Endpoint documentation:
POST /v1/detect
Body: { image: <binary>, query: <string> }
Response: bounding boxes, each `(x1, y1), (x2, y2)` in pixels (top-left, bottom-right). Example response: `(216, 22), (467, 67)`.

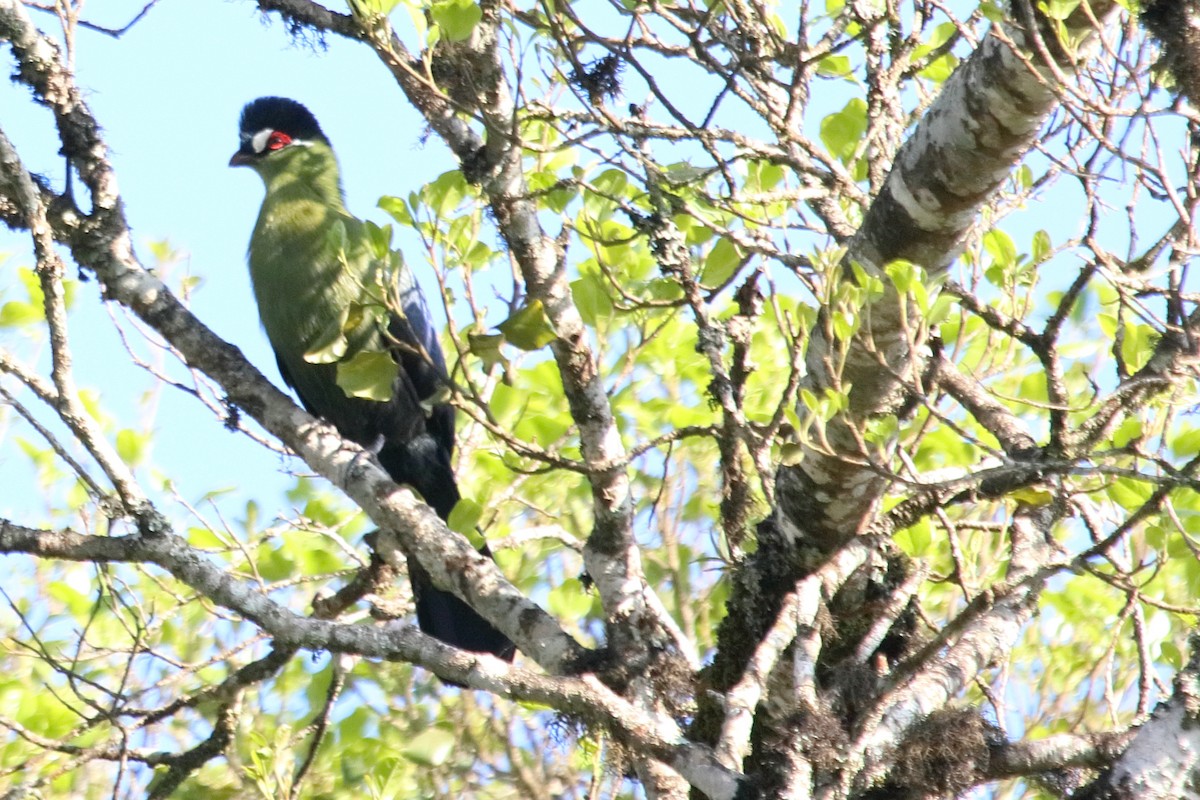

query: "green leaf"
(927, 294), (954, 327)
(48, 580), (92, 617)
(1011, 487), (1054, 506)
(1120, 323), (1157, 371)
(832, 308), (858, 340)
(816, 55), (852, 78)
(583, 168), (629, 222)
(1112, 416), (1142, 449)
(1161, 640), (1184, 670)
(779, 442), (805, 466)
(592, 168), (629, 199)
(187, 527), (226, 549)
(1031, 229), (1052, 262)
(662, 161), (707, 185)
(336, 351), (399, 401)
(646, 277), (684, 301)
(325, 219), (349, 256)
(547, 579), (595, 620)
(255, 540), (294, 582)
(1015, 164), (1033, 190)
(885, 259), (919, 294)
(529, 169), (577, 215)
(116, 429), (147, 466)
(1108, 476), (1151, 510)
(979, 1), (1005, 21)
(364, 220), (393, 260)
(701, 237), (742, 286)
(423, 170), (468, 215)
(303, 306), (352, 364)
(1038, 0), (1080, 20)
(983, 229), (1017, 266)
(571, 272), (613, 327)
(348, 0), (401, 17)
(447, 500), (486, 547)
(1172, 427), (1200, 458)
(746, 160), (785, 193)
(498, 300), (557, 350)
(895, 518), (933, 556)
(400, 726), (457, 766)
(0, 300), (40, 328)
(430, 0), (481, 41)
(819, 98), (867, 164)
(16, 266), (45, 306)
(0, 266), (51, 330)
(468, 331), (507, 369)
(918, 53), (957, 84)
(378, 195), (413, 226)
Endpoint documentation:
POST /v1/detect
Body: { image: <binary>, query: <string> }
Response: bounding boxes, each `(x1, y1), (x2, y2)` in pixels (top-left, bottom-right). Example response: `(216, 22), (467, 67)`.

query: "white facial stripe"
(250, 128), (273, 154)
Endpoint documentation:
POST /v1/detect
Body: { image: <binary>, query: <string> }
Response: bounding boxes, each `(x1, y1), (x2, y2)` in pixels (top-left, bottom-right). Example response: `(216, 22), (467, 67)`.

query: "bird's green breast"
(247, 188), (384, 425)
(248, 193), (345, 346)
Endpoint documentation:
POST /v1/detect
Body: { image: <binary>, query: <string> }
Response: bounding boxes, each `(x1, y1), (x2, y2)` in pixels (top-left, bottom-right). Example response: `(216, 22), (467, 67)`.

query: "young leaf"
(498, 300), (557, 350)
(400, 726), (457, 766)
(571, 273), (614, 327)
(701, 237), (742, 286)
(430, 0), (482, 42)
(363, 220), (393, 261)
(447, 498), (485, 541)
(819, 98), (867, 163)
(468, 332), (508, 370)
(378, 195), (413, 227)
(304, 306), (352, 364)
(336, 351), (399, 401)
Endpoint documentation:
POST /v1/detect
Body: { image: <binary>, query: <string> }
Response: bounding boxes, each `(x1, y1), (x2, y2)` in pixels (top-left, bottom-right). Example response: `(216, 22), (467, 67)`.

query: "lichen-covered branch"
(776, 0), (1120, 550)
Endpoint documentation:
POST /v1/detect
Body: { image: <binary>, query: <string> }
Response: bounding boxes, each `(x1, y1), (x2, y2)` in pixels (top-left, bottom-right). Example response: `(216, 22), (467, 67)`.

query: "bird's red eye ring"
(266, 131), (292, 151)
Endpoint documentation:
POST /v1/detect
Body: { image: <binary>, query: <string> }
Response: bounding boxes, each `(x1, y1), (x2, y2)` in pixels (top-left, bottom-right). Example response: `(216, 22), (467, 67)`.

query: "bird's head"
(229, 97), (331, 174)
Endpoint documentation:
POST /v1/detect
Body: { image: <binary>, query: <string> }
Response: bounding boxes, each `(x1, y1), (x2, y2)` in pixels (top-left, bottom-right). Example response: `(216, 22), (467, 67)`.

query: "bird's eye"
(267, 131), (292, 151)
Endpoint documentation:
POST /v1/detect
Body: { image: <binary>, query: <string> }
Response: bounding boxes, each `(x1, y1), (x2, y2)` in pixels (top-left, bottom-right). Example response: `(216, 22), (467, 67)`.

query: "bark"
(706, 0), (1126, 795)
(776, 0), (1120, 550)
(1142, 0), (1200, 105)
(1075, 685), (1200, 800)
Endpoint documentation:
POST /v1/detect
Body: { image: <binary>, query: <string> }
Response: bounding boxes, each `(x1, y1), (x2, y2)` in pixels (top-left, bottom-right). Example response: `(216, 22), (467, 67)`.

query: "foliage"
(1, 0), (1199, 797)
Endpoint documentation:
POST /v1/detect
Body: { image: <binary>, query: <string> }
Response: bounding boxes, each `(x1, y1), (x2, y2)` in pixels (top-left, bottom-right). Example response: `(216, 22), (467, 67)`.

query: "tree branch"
(0, 517), (747, 797)
(0, 0), (583, 675)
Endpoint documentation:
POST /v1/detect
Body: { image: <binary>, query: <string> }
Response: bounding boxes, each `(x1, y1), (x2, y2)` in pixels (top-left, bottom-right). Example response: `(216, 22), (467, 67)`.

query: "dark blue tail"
(379, 437), (515, 661)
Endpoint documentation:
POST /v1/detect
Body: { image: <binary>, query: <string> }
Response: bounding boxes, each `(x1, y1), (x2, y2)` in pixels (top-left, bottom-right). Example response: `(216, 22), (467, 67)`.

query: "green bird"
(230, 96), (514, 661)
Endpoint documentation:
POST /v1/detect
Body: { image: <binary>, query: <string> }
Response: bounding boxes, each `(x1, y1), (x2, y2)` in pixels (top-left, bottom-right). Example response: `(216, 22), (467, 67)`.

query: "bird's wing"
(382, 255), (457, 457)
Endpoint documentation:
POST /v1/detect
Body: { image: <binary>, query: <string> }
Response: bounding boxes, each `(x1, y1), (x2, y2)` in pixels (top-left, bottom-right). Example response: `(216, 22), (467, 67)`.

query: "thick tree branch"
(986, 731), (1131, 780)
(847, 499), (1065, 793)
(1141, 0), (1200, 106)
(0, 517), (746, 798)
(1074, 651), (1200, 800)
(775, 0), (1120, 550)
(714, 538), (876, 770)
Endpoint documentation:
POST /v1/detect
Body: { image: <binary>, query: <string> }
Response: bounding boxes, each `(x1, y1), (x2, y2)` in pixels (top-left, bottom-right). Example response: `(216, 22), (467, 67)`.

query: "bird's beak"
(229, 149), (254, 168)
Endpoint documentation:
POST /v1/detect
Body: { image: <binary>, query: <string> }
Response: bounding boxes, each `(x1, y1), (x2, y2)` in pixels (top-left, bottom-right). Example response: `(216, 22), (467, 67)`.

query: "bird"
(230, 96), (514, 662)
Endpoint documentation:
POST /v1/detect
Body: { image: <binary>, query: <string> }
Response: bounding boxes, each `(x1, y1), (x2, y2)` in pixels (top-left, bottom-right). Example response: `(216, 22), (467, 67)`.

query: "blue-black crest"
(238, 97), (329, 144)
